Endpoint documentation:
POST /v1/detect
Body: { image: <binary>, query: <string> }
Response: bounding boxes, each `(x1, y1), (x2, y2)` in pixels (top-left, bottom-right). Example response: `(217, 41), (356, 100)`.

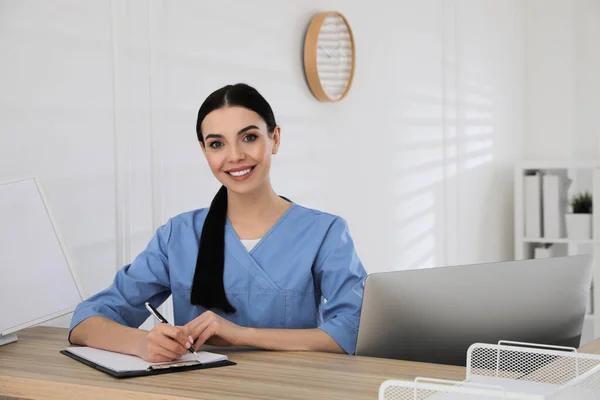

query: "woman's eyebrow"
(237, 125), (259, 135)
(204, 125), (260, 141)
(204, 133), (223, 140)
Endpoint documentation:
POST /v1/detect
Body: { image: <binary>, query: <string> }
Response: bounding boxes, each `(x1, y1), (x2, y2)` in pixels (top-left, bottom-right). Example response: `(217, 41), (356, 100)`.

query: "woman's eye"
(243, 134), (257, 143)
(209, 141), (223, 149)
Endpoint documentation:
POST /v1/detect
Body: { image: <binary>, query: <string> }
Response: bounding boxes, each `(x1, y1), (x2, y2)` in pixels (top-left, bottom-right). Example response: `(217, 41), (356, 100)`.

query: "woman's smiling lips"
(225, 165), (256, 181)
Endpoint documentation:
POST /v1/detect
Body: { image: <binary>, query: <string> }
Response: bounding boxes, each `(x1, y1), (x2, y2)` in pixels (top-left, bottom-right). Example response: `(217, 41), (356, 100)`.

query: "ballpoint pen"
(144, 301), (199, 357)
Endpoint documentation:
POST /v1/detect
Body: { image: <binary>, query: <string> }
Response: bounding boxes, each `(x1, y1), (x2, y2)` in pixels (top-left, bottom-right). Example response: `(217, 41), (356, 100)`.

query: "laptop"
(355, 254), (593, 366)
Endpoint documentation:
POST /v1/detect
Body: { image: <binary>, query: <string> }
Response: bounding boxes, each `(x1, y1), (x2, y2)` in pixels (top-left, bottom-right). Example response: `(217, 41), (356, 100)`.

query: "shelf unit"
(523, 238), (597, 244)
(514, 160), (600, 344)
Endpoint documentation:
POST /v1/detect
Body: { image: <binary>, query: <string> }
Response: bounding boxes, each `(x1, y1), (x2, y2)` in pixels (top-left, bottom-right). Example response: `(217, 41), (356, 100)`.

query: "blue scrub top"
(69, 203), (368, 354)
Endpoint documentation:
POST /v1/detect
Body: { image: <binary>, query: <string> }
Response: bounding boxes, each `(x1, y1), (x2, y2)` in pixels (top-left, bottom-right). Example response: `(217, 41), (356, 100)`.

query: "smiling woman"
(67, 83), (368, 363)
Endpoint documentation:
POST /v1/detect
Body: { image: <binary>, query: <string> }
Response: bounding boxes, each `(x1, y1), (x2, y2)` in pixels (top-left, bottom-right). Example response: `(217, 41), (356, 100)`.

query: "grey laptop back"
(355, 254), (593, 366)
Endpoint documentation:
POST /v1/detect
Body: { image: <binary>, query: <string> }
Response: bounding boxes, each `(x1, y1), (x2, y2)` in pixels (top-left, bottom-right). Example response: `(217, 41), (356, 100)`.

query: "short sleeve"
(68, 220), (174, 342)
(313, 217), (367, 354)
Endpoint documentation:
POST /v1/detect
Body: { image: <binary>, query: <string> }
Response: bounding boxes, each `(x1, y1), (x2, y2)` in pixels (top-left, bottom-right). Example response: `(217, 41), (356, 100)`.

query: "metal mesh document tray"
(379, 341), (600, 400)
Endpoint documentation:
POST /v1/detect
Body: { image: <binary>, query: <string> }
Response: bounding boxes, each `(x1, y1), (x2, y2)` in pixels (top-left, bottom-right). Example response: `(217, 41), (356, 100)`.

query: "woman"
(69, 83), (367, 362)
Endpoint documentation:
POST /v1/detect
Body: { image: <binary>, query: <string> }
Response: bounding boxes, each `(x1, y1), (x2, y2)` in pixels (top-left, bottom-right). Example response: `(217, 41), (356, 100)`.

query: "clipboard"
(60, 346), (236, 379)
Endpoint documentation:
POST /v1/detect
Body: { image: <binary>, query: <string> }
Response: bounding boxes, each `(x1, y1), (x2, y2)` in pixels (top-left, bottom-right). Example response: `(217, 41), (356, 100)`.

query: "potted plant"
(565, 191), (593, 240)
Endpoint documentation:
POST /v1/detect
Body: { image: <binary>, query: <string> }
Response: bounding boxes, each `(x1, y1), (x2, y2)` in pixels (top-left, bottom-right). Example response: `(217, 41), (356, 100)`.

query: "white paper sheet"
(64, 346), (228, 372)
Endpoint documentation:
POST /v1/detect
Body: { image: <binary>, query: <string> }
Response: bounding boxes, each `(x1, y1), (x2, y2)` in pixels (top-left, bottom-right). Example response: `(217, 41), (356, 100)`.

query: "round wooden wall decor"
(303, 11), (356, 102)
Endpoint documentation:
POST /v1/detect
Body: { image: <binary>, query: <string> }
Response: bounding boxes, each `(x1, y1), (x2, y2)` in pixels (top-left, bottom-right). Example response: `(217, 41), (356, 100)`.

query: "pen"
(144, 301), (198, 357)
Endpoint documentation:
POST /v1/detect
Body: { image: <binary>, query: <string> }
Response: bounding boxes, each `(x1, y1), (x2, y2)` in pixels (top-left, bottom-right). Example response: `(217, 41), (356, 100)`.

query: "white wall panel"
(0, 1), (117, 297)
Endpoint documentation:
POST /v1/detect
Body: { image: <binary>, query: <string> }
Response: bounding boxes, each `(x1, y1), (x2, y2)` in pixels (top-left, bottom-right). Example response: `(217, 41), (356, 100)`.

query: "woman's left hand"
(185, 311), (246, 349)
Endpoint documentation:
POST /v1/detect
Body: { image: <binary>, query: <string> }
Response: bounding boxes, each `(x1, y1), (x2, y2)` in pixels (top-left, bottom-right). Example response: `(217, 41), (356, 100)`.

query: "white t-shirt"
(240, 238), (261, 252)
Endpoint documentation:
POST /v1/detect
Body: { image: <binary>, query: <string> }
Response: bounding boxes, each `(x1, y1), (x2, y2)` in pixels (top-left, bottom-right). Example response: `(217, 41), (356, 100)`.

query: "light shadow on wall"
(393, 76), (495, 271)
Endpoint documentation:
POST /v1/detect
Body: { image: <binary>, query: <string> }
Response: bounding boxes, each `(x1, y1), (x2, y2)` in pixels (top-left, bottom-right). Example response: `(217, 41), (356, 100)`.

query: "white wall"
(0, 0), (524, 326)
(523, 0), (600, 160)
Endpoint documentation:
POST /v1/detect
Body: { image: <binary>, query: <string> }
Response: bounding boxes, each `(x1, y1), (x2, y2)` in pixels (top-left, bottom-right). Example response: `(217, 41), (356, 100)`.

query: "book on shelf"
(524, 173), (542, 238)
(542, 172), (571, 239)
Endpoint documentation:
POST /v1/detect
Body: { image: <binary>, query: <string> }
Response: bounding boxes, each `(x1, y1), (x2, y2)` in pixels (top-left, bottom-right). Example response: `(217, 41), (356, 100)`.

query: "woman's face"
(200, 106), (280, 195)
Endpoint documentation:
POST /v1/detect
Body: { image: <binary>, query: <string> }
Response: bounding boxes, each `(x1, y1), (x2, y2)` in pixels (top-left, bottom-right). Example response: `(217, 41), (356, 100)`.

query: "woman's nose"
(227, 144), (244, 163)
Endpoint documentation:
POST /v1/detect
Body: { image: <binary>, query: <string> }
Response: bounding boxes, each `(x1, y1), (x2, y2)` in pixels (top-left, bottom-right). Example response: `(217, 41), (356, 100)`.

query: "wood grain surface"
(0, 327), (467, 400)
(3, 327), (600, 399)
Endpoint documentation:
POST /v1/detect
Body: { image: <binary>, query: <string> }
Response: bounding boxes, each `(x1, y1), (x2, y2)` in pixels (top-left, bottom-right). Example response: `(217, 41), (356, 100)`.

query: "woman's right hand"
(138, 323), (194, 362)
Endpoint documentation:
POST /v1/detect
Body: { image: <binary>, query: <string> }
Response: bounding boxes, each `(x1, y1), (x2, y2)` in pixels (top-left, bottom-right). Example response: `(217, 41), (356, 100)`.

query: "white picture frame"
(0, 177), (85, 342)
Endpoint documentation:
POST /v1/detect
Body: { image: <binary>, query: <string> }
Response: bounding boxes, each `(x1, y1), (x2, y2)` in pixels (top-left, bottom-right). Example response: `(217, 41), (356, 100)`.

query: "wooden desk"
(0, 328), (599, 400)
(0, 327), (461, 400)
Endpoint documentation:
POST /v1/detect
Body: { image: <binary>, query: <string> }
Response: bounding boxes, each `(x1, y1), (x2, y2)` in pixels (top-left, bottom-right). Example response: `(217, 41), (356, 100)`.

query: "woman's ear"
(271, 126), (281, 155)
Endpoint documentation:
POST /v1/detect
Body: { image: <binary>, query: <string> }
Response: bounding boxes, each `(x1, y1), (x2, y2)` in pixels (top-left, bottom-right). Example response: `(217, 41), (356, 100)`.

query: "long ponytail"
(190, 185), (236, 313)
